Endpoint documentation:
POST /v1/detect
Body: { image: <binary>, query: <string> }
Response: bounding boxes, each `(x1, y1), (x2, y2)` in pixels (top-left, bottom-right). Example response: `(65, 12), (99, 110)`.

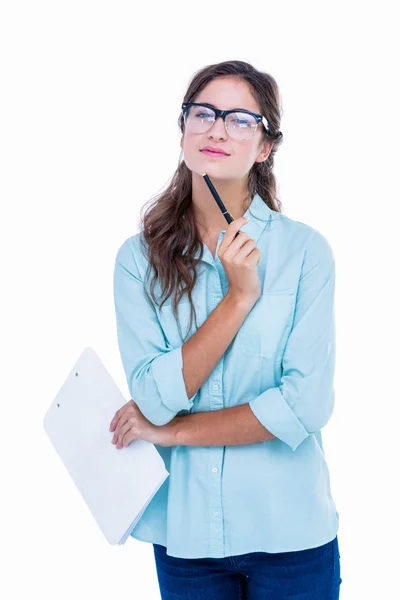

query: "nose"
(207, 116), (228, 140)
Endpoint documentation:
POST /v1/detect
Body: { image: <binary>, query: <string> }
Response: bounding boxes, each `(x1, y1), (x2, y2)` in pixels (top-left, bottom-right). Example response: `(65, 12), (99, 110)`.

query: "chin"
(195, 160), (229, 176)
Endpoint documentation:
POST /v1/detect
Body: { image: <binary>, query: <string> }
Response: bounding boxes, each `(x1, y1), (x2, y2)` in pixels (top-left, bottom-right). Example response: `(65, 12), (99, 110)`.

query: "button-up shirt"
(113, 192), (339, 558)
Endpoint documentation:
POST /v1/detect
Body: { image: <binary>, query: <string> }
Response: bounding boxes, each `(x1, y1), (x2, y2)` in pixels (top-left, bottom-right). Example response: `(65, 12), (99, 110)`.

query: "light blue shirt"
(113, 192), (339, 559)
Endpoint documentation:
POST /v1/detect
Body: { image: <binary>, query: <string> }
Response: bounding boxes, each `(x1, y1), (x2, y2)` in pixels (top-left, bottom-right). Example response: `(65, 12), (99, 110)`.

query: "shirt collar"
(192, 192), (273, 265)
(241, 191), (273, 240)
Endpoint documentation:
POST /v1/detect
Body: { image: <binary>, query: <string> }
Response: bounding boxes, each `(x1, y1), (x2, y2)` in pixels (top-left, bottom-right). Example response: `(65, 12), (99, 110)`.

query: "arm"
(162, 230), (336, 451)
(113, 237), (254, 427)
(162, 403), (277, 446)
(247, 230), (337, 451)
(181, 292), (255, 399)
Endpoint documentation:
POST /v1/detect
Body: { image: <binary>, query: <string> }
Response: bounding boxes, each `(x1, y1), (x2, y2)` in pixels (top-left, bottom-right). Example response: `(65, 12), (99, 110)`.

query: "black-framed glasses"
(181, 102), (272, 141)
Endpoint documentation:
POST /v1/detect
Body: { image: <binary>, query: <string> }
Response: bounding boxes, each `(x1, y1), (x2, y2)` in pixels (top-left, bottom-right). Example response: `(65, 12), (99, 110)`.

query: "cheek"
(243, 140), (263, 169)
(231, 142), (258, 169)
(181, 133), (195, 157)
(181, 136), (204, 169)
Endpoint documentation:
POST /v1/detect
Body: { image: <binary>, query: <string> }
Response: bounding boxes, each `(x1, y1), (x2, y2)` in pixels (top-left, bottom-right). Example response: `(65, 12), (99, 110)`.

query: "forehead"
(194, 77), (260, 113)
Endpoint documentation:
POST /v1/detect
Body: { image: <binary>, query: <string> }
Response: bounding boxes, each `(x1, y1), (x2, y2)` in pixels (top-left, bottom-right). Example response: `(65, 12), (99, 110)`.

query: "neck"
(191, 172), (251, 235)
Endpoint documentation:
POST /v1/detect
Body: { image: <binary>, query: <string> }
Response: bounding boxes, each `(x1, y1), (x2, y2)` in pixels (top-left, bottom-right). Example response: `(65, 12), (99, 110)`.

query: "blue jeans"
(153, 536), (342, 599)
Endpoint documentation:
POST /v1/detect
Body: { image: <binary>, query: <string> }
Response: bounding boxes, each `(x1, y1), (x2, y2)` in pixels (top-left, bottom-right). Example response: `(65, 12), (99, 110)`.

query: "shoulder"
(273, 210), (335, 265)
(114, 233), (148, 280)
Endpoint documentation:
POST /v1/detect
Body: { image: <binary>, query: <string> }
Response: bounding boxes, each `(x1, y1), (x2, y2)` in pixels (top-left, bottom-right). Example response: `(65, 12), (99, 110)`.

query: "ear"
(180, 134), (184, 150)
(254, 140), (273, 164)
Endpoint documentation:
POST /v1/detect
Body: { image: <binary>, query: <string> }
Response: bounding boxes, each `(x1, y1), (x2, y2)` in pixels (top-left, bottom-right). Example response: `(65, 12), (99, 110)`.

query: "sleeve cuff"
(249, 387), (309, 451)
(151, 345), (197, 414)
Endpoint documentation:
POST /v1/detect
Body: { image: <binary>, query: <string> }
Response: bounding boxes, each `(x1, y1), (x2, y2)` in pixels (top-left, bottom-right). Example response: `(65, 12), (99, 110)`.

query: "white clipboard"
(43, 346), (169, 545)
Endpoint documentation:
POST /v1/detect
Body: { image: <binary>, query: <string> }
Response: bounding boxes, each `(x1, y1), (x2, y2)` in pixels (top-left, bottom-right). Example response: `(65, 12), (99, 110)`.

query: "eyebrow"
(200, 102), (252, 113)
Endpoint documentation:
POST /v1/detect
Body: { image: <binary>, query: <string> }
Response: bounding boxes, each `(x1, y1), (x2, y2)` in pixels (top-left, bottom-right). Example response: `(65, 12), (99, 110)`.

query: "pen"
(202, 173), (243, 239)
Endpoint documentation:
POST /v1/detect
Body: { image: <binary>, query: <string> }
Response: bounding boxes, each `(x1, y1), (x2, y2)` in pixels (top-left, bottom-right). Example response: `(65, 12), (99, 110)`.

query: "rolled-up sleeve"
(113, 237), (198, 426)
(249, 230), (336, 451)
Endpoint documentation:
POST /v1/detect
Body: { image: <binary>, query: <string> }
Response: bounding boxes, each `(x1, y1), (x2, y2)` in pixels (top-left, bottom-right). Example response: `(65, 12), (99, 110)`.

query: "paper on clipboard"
(43, 346), (169, 545)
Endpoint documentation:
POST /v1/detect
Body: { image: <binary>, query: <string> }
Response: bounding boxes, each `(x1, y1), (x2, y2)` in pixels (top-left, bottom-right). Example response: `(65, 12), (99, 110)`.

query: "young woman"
(111, 60), (342, 599)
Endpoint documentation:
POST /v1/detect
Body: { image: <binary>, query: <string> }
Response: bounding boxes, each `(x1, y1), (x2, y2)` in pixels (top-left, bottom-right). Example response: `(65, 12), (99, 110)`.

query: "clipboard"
(43, 346), (169, 545)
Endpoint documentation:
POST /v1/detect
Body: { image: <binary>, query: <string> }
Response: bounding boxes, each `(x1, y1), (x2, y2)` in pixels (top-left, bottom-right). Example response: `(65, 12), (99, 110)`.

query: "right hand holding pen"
(218, 216), (261, 306)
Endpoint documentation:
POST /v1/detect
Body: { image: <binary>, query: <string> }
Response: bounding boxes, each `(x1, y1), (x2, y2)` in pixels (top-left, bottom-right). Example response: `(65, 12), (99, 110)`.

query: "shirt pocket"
(236, 292), (296, 359)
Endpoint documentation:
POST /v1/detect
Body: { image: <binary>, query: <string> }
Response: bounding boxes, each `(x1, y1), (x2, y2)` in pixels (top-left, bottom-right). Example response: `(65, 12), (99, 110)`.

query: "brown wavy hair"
(139, 60), (284, 342)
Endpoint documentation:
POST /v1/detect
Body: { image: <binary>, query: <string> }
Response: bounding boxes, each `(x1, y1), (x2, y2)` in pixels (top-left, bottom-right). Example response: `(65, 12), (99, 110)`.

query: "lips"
(200, 148), (229, 157)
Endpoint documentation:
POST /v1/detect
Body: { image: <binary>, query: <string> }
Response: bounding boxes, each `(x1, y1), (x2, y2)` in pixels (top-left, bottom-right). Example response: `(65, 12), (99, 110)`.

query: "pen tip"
(202, 172), (207, 176)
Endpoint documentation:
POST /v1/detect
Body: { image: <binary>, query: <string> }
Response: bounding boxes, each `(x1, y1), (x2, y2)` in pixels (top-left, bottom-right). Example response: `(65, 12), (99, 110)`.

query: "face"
(180, 76), (272, 182)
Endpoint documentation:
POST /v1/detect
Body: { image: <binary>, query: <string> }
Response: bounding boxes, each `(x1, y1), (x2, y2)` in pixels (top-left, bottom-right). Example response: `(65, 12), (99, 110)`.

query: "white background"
(1, 1), (399, 598)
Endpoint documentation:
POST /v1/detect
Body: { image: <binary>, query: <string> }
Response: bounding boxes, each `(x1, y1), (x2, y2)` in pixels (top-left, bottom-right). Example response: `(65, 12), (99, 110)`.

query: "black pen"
(202, 173), (243, 238)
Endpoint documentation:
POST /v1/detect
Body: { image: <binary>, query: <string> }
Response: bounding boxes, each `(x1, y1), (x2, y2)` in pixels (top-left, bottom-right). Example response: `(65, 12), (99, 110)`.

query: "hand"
(218, 216), (261, 305)
(109, 399), (169, 448)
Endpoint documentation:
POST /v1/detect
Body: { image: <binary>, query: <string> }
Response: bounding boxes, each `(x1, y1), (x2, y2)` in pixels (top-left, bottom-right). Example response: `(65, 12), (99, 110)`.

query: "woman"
(111, 60), (342, 599)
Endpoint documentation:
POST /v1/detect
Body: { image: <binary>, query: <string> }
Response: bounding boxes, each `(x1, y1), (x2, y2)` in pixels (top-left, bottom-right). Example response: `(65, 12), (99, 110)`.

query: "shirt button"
(212, 467), (218, 473)
(213, 511), (219, 517)
(212, 384), (219, 391)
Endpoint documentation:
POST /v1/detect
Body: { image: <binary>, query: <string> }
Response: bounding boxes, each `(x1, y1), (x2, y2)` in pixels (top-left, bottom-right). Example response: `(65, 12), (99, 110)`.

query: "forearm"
(182, 292), (255, 399)
(163, 403), (277, 446)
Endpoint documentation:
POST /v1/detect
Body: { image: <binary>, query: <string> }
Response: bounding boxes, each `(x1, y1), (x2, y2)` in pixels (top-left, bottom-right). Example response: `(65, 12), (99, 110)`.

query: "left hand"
(109, 399), (169, 448)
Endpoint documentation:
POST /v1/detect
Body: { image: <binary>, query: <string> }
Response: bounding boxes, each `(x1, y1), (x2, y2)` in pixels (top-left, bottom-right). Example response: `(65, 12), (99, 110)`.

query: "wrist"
(224, 290), (257, 313)
(158, 417), (179, 447)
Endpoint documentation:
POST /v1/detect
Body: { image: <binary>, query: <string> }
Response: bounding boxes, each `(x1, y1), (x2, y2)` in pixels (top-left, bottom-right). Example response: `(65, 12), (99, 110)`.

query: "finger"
(244, 248), (261, 267)
(118, 416), (135, 444)
(222, 232), (252, 260)
(234, 238), (257, 260)
(110, 400), (132, 431)
(109, 406), (124, 432)
(219, 216), (248, 254)
(120, 429), (135, 449)
(112, 412), (131, 443)
(117, 419), (134, 448)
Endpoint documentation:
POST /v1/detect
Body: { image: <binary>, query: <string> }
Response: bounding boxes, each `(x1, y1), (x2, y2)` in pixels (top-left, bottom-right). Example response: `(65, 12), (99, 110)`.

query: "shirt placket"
(207, 231), (228, 556)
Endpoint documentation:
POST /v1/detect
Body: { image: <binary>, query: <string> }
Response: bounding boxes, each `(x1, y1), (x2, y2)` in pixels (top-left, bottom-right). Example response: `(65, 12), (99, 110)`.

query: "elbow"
(124, 349), (198, 427)
(132, 395), (177, 427)
(299, 387), (335, 434)
(129, 386), (177, 427)
(144, 410), (176, 428)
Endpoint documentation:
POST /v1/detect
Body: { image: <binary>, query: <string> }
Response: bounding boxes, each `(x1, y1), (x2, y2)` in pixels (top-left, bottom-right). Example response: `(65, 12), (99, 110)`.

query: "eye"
(234, 118), (251, 125)
(195, 112), (213, 119)
(227, 112), (257, 129)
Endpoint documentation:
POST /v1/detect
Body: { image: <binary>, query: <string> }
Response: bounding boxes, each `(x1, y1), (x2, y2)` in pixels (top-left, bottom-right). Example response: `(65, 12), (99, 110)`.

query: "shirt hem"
(129, 520), (340, 559)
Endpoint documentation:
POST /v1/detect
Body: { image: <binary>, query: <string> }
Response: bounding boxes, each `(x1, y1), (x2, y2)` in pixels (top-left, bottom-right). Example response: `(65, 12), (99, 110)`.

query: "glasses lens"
(226, 112), (258, 140)
(184, 104), (216, 133)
